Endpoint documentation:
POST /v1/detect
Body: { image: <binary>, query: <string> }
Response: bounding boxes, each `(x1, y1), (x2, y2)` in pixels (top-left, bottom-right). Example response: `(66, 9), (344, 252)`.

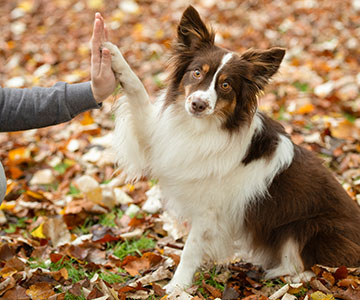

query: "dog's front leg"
(102, 41), (149, 108)
(164, 222), (205, 293)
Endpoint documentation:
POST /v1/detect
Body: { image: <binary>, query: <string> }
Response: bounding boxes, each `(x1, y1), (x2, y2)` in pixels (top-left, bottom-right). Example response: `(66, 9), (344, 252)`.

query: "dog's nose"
(191, 98), (208, 113)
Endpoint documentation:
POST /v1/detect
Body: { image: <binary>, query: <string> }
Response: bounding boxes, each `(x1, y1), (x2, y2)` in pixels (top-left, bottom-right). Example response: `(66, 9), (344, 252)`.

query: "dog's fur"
(105, 6), (360, 292)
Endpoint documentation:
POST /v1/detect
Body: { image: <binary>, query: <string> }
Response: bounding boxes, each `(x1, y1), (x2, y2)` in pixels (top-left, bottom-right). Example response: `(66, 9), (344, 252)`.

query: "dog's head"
(166, 6), (285, 131)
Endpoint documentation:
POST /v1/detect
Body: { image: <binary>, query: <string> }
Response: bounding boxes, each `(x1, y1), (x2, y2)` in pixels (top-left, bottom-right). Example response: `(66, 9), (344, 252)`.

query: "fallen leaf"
(334, 266), (349, 280)
(337, 278), (358, 288)
(310, 291), (335, 300)
(31, 223), (46, 239)
(25, 282), (55, 299)
(121, 252), (162, 276)
(8, 147), (31, 165)
(80, 111), (95, 125)
(43, 216), (71, 247)
(1, 285), (29, 300)
(202, 280), (222, 298)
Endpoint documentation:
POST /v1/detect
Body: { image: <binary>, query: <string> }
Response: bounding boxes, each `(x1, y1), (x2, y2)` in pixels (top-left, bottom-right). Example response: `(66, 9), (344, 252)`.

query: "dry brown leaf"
(1, 285), (29, 300)
(25, 282), (55, 299)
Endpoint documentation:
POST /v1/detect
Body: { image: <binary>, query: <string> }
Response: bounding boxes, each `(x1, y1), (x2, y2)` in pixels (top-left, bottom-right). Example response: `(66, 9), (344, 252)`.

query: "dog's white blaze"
(207, 52), (233, 109)
(186, 52), (233, 114)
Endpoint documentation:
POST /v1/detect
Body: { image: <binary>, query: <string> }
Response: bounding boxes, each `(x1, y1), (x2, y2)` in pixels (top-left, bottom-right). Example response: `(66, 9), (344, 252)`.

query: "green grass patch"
(72, 208), (123, 235)
(293, 286), (308, 297)
(28, 258), (48, 269)
(68, 184), (81, 195)
(40, 182), (59, 192)
(194, 267), (225, 297)
(293, 81), (310, 92)
(54, 161), (74, 175)
(344, 112), (356, 123)
(99, 271), (127, 284)
(262, 278), (287, 288)
(112, 237), (156, 260)
(149, 178), (159, 187)
(71, 217), (95, 235)
(276, 105), (289, 121)
(29, 257), (94, 283)
(64, 292), (86, 300)
(98, 208), (123, 227)
(152, 74), (165, 89)
(4, 217), (27, 233)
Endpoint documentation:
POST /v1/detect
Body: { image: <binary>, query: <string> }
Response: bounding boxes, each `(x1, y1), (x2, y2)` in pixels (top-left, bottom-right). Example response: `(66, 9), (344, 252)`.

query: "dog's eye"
(220, 82), (231, 91)
(192, 69), (202, 79)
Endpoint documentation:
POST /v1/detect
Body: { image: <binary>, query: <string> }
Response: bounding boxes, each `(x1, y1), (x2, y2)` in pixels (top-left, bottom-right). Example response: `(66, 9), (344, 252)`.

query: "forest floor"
(0, 0), (360, 299)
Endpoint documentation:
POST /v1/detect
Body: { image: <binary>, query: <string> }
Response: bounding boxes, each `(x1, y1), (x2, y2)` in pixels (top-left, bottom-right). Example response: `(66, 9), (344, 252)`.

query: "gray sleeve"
(0, 81), (101, 132)
(0, 162), (6, 204)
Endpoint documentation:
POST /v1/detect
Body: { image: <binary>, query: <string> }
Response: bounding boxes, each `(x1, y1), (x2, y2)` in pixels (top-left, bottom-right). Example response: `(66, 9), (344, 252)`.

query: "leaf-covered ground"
(1, 0), (360, 299)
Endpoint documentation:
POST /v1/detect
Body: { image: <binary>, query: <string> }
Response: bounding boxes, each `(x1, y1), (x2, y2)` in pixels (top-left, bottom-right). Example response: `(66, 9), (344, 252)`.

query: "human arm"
(0, 82), (99, 132)
(0, 13), (116, 132)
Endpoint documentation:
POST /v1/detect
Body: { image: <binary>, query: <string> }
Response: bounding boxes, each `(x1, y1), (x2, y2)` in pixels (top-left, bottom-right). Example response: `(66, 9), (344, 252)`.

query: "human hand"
(90, 13), (117, 103)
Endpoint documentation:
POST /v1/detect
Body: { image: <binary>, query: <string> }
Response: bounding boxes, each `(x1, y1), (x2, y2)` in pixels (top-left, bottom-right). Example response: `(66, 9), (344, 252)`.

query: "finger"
(104, 23), (109, 41)
(97, 12), (104, 23)
(91, 17), (103, 74)
(95, 12), (106, 42)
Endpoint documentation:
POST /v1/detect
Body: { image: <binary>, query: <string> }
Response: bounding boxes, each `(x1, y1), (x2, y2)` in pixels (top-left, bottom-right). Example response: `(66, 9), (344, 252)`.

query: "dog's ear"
(177, 6), (215, 50)
(241, 47), (286, 90)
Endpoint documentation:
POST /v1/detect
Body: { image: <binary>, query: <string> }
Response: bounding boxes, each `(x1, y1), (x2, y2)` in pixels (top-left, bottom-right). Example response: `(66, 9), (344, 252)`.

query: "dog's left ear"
(241, 47), (286, 90)
(177, 6), (215, 50)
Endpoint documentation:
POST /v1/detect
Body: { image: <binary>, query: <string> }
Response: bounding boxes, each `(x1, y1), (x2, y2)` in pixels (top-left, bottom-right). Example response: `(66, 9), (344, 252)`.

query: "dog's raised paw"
(102, 41), (127, 74)
(102, 41), (119, 55)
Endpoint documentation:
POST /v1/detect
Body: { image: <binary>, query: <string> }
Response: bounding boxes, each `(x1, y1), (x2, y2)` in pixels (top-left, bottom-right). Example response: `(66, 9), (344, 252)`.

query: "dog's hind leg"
(265, 238), (305, 280)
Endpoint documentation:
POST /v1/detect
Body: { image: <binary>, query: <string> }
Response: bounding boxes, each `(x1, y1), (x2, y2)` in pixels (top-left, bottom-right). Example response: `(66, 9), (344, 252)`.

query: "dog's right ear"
(177, 6), (215, 50)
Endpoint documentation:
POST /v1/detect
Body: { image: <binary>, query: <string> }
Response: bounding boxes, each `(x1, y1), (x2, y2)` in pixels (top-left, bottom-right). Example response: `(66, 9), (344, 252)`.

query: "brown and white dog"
(104, 6), (360, 292)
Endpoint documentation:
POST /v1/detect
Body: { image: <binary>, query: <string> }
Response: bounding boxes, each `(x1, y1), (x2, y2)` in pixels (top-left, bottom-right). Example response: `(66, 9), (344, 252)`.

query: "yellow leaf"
(88, 0), (103, 9)
(18, 0), (34, 12)
(126, 184), (135, 192)
(0, 201), (16, 211)
(155, 29), (164, 39)
(111, 10), (124, 22)
(0, 267), (17, 278)
(311, 291), (335, 300)
(31, 223), (46, 239)
(26, 190), (44, 200)
(63, 158), (76, 166)
(85, 187), (103, 204)
(78, 45), (90, 56)
(133, 23), (144, 40)
(5, 181), (17, 197)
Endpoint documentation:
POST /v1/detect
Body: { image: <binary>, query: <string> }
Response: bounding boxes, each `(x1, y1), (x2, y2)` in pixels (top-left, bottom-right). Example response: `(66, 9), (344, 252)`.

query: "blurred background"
(0, 1), (359, 298)
(0, 0), (359, 201)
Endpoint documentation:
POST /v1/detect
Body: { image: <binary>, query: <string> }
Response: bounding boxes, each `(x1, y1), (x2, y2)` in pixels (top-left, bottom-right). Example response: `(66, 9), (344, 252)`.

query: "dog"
(104, 6), (360, 292)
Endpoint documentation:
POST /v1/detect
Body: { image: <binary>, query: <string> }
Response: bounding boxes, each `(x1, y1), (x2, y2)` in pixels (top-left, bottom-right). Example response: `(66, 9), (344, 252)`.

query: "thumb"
(100, 47), (112, 75)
